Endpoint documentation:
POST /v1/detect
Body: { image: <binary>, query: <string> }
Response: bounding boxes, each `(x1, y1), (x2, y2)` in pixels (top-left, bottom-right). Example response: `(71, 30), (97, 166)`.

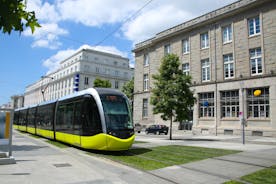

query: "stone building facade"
(133, 0), (276, 136)
(24, 48), (133, 106)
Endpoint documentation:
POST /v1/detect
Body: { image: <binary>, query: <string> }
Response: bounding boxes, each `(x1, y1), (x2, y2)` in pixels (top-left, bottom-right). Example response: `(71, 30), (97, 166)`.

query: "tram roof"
(15, 88), (125, 111)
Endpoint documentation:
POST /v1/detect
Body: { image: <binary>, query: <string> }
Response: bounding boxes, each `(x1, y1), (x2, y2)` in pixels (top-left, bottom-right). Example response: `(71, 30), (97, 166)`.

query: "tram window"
(56, 105), (65, 131)
(56, 103), (74, 133)
(27, 107), (36, 127)
(14, 111), (19, 125)
(37, 104), (55, 130)
(19, 110), (27, 126)
(82, 97), (102, 136)
(65, 103), (74, 131)
(73, 101), (82, 135)
(101, 95), (133, 130)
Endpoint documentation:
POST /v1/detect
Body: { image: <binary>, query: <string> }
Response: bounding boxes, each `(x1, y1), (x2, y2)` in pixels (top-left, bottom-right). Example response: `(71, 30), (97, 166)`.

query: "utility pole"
(41, 76), (54, 101)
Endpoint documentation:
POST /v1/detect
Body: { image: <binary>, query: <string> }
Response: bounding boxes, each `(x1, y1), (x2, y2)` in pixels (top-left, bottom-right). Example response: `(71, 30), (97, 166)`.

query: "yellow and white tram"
(14, 88), (135, 151)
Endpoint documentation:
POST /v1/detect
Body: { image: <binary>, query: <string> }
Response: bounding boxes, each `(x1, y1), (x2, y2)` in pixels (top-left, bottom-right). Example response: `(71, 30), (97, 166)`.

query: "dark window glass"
(82, 96), (102, 136)
(14, 111), (20, 125)
(19, 110), (28, 126)
(100, 95), (133, 131)
(56, 103), (73, 133)
(37, 104), (55, 130)
(27, 107), (37, 127)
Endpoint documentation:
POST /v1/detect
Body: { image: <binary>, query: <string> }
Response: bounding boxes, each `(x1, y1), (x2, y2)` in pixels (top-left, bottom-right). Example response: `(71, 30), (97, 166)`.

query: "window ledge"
(200, 47), (209, 50)
(247, 118), (270, 121)
(251, 73), (263, 77)
(199, 117), (215, 121)
(248, 33), (261, 38)
(224, 76), (235, 80)
(221, 117), (239, 121)
(223, 41), (232, 45)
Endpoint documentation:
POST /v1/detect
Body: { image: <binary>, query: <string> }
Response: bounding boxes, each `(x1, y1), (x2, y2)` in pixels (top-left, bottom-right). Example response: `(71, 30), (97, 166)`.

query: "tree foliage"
(0, 0), (40, 34)
(150, 54), (196, 140)
(122, 78), (134, 101)
(93, 77), (112, 88)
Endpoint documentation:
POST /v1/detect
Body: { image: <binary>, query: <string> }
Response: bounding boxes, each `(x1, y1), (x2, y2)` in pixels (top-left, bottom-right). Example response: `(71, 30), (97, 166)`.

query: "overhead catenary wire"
(94, 0), (155, 46)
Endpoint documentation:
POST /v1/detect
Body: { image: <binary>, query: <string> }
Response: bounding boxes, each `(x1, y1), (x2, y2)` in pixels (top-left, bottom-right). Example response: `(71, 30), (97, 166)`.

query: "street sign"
(0, 109), (15, 165)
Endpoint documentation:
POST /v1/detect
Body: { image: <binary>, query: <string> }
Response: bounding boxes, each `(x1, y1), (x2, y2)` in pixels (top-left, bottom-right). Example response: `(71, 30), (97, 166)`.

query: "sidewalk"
(0, 131), (275, 184)
(135, 133), (276, 183)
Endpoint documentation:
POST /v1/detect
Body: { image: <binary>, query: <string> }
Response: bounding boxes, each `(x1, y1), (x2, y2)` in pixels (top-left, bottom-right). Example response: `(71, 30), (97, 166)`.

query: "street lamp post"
(41, 76), (54, 101)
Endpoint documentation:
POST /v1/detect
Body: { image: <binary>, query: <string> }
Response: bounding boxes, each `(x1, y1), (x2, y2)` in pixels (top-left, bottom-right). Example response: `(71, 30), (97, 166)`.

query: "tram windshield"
(100, 95), (133, 131)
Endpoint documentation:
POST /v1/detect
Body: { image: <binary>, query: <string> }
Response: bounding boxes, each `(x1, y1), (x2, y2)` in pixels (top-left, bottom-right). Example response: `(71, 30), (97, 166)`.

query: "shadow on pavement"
(11, 145), (48, 152)
(87, 147), (152, 156)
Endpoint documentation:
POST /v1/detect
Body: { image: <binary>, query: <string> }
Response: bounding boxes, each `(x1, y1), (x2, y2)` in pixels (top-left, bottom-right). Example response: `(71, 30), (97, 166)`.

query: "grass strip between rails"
(224, 165), (276, 184)
(87, 145), (240, 171)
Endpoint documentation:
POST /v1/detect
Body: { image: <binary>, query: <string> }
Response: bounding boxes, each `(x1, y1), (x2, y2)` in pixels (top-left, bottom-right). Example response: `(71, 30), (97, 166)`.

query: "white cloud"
(43, 44), (128, 73)
(123, 5), (193, 43)
(43, 49), (76, 74)
(23, 23), (68, 49)
(25, 0), (65, 49)
(24, 0), (238, 49)
(27, 0), (60, 23)
(122, 0), (237, 43)
(56, 0), (143, 27)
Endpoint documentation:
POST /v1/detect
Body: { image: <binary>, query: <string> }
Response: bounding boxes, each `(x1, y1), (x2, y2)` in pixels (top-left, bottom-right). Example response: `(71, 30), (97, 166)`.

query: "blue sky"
(0, 0), (236, 105)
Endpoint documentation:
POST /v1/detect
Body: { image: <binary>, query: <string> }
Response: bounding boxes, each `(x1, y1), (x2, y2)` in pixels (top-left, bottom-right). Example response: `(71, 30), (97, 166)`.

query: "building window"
(164, 44), (171, 55)
(200, 32), (209, 49)
(182, 63), (190, 75)
(96, 67), (99, 73)
(221, 90), (239, 118)
(115, 81), (119, 89)
(199, 92), (214, 117)
(142, 98), (148, 118)
(84, 77), (89, 85)
(222, 25), (232, 43)
(223, 53), (234, 79)
(248, 16), (260, 36)
(124, 72), (128, 78)
(143, 74), (149, 91)
(201, 59), (210, 82)
(250, 48), (262, 75)
(182, 38), (189, 54)
(247, 88), (269, 118)
(144, 53), (149, 66)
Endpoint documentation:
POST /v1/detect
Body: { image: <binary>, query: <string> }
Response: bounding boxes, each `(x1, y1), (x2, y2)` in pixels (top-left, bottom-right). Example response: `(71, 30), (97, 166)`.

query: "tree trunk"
(169, 116), (172, 140)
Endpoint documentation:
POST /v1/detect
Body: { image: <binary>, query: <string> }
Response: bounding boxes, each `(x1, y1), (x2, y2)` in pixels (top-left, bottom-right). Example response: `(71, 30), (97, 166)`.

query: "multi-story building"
(10, 95), (24, 109)
(24, 48), (133, 106)
(133, 0), (276, 137)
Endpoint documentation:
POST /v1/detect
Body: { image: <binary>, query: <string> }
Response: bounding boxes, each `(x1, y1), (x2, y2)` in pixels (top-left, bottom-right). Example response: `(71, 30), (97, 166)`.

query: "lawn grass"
(224, 165), (276, 184)
(29, 134), (41, 139)
(241, 165), (276, 184)
(46, 140), (69, 148)
(88, 145), (240, 171)
(223, 181), (244, 184)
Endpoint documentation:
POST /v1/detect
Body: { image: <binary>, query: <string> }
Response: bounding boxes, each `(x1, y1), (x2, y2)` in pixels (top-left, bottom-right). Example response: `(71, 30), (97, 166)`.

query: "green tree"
(93, 77), (112, 88)
(0, 0), (40, 34)
(122, 78), (134, 111)
(151, 54), (196, 140)
(122, 78), (134, 101)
